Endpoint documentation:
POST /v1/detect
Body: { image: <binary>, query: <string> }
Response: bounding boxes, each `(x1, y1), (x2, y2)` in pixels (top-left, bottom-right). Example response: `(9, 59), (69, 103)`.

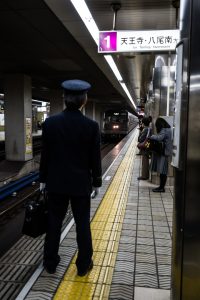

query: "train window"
(111, 116), (120, 122)
(103, 110), (128, 122)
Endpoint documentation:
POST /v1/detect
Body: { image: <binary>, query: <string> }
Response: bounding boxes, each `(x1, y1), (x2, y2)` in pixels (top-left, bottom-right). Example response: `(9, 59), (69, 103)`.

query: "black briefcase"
(22, 190), (48, 238)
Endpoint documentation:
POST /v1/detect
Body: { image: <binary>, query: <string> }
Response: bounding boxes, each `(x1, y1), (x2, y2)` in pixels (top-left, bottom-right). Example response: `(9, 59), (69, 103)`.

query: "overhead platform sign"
(98, 30), (180, 53)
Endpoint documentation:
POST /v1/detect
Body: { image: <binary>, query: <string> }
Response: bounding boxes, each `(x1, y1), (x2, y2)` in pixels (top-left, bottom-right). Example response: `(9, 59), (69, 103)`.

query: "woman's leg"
(141, 154), (149, 179)
(160, 174), (167, 189)
(152, 173), (167, 192)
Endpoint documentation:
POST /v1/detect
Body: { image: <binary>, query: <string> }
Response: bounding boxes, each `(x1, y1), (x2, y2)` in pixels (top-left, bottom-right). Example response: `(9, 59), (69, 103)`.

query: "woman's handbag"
(147, 139), (165, 155)
(137, 128), (151, 150)
(137, 139), (149, 150)
(22, 190), (48, 238)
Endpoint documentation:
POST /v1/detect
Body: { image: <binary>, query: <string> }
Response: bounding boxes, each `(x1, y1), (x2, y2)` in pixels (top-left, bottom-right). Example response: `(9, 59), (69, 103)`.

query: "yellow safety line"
(54, 133), (137, 300)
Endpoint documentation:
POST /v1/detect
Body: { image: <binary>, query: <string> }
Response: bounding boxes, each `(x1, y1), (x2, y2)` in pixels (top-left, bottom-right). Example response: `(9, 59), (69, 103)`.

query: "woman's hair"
(142, 117), (151, 127)
(155, 117), (170, 133)
(64, 92), (87, 110)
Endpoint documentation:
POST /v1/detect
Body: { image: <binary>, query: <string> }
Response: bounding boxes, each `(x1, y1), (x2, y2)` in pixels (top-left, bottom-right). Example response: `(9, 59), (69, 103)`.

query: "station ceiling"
(0, 0), (177, 113)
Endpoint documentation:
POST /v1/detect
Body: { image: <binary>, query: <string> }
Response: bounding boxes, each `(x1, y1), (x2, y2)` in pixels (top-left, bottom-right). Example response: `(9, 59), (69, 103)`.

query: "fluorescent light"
(70, 0), (99, 45)
(32, 99), (44, 104)
(104, 56), (136, 108)
(70, 0), (136, 109)
(190, 84), (200, 90)
(104, 55), (123, 81)
(120, 83), (136, 109)
(191, 75), (200, 80)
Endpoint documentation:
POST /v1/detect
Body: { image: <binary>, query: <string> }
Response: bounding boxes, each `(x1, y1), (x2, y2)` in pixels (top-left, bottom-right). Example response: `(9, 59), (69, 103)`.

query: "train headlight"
(113, 125), (119, 129)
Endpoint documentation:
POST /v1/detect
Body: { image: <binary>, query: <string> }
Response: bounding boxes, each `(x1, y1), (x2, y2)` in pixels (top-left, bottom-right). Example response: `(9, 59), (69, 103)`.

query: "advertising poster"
(25, 117), (32, 155)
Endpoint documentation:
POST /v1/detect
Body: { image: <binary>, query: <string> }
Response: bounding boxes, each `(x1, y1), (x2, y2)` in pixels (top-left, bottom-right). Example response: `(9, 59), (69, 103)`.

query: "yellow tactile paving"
(54, 133), (137, 300)
(91, 230), (112, 240)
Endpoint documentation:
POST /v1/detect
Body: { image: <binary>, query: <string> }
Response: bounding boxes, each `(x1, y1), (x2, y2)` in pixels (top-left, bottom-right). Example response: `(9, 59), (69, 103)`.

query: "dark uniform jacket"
(39, 109), (102, 195)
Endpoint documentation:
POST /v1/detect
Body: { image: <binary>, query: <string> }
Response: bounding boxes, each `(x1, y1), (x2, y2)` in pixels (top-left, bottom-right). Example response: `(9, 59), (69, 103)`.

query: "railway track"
(0, 141), (120, 257)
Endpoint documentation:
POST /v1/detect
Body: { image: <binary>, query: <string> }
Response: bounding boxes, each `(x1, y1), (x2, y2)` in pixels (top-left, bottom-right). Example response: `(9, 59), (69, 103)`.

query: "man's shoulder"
(42, 113), (64, 130)
(45, 112), (64, 123)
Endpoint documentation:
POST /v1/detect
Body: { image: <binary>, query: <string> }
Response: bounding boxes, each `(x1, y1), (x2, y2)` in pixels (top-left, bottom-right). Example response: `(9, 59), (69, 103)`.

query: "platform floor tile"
(109, 283), (134, 300)
(134, 287), (170, 300)
(25, 291), (54, 300)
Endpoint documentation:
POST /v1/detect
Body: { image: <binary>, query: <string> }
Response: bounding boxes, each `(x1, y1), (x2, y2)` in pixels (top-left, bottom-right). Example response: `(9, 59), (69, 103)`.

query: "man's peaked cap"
(61, 79), (91, 94)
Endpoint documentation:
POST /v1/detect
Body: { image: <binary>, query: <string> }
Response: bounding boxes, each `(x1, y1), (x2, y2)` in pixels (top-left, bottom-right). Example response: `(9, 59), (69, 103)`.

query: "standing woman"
(150, 117), (172, 192)
(137, 117), (152, 180)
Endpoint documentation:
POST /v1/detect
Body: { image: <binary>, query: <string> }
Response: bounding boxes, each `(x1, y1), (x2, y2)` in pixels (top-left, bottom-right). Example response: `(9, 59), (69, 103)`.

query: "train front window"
(112, 115), (127, 123)
(104, 111), (128, 123)
(111, 116), (120, 122)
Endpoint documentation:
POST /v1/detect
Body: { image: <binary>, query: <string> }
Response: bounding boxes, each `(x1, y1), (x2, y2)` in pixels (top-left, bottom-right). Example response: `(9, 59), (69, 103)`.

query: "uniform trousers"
(44, 192), (93, 272)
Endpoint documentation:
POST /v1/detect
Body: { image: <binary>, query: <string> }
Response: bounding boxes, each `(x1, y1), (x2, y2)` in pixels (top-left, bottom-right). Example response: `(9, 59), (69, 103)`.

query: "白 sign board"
(99, 30), (180, 53)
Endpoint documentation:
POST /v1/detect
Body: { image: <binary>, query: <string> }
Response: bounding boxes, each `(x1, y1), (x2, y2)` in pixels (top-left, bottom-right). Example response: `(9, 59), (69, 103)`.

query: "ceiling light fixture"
(70, 0), (136, 109)
(104, 55), (123, 81)
(70, 0), (99, 44)
(120, 83), (136, 108)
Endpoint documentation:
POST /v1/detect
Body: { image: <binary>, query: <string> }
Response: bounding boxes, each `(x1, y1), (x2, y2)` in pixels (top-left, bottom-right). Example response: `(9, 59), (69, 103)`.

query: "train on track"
(101, 109), (138, 141)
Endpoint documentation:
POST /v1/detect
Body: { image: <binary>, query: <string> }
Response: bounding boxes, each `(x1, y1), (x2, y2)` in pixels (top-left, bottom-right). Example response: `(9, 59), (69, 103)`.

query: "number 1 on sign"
(99, 31), (116, 52)
(104, 35), (110, 48)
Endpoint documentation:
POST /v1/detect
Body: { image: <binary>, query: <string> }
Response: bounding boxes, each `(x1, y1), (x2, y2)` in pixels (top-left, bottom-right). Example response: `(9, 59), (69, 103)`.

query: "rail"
(0, 172), (39, 201)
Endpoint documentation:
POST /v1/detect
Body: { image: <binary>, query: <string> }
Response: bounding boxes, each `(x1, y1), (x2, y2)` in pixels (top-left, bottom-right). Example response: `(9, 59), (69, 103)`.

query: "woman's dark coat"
(150, 127), (172, 174)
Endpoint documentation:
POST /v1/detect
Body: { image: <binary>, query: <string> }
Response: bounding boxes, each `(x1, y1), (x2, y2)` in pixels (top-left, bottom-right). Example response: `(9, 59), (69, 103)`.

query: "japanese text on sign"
(99, 30), (180, 53)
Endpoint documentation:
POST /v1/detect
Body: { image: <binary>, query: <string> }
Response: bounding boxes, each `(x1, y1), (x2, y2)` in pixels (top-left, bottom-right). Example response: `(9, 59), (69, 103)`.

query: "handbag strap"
(146, 128), (150, 138)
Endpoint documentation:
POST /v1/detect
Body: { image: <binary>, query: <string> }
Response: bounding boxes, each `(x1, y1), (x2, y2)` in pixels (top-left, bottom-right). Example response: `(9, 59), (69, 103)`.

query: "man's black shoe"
(77, 260), (93, 277)
(152, 187), (165, 193)
(137, 176), (148, 180)
(44, 265), (56, 274)
(43, 256), (60, 274)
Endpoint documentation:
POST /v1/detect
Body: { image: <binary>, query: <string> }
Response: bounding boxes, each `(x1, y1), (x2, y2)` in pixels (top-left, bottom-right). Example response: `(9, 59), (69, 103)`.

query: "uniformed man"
(39, 79), (102, 276)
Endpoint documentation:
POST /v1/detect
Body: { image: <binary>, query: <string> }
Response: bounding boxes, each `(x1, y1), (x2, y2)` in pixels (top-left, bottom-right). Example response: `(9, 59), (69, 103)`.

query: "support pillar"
(94, 102), (101, 125)
(85, 101), (93, 120)
(49, 90), (64, 116)
(4, 74), (32, 161)
(84, 100), (101, 124)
